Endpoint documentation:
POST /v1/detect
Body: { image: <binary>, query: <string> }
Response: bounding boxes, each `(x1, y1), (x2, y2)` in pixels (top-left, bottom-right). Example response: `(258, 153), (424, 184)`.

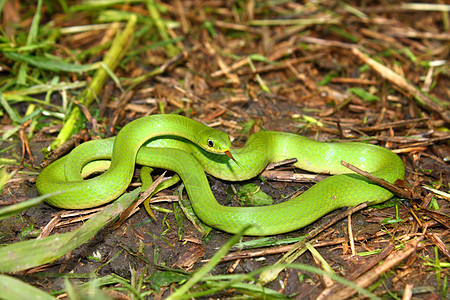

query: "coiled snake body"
(36, 114), (405, 236)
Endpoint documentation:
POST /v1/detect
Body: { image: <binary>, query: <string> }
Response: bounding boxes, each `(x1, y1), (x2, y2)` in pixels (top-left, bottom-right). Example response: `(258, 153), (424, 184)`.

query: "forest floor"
(0, 1), (449, 299)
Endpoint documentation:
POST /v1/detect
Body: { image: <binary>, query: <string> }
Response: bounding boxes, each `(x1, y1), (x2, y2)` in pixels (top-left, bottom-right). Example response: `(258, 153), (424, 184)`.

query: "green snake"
(36, 114), (405, 236)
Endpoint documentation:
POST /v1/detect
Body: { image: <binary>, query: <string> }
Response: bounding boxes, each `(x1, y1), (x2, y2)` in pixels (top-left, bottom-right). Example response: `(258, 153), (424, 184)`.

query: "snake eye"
(207, 139), (214, 147)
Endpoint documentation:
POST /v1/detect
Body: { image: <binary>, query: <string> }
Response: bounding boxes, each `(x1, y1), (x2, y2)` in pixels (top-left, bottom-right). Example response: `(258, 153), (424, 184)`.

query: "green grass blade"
(146, 0), (179, 57)
(4, 52), (99, 73)
(0, 93), (20, 123)
(26, 0), (43, 45)
(203, 281), (289, 299)
(2, 81), (86, 97)
(0, 192), (51, 221)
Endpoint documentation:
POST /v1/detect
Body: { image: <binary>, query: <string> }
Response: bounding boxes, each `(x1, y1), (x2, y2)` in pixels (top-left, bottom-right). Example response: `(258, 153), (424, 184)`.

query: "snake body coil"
(36, 114), (405, 236)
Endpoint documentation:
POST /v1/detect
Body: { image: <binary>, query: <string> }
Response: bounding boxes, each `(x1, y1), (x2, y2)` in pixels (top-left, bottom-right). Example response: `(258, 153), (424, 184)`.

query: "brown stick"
(341, 161), (412, 199)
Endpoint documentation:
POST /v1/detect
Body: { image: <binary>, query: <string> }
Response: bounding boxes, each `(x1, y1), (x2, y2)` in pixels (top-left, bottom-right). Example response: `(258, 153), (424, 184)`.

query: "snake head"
(197, 128), (231, 154)
(196, 125), (240, 165)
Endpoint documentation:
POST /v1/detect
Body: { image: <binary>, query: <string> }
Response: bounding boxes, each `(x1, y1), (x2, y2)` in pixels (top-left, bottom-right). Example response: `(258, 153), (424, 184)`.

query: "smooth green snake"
(36, 114), (405, 236)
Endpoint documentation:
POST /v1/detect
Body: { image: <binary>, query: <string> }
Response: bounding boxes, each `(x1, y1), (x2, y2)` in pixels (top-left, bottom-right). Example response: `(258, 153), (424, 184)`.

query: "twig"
(300, 36), (356, 49)
(40, 129), (90, 168)
(261, 171), (328, 183)
(341, 160), (412, 199)
(388, 29), (450, 41)
(425, 231), (450, 260)
(347, 215), (356, 256)
(415, 205), (450, 230)
(110, 172), (166, 230)
(356, 117), (429, 132)
(19, 121), (34, 168)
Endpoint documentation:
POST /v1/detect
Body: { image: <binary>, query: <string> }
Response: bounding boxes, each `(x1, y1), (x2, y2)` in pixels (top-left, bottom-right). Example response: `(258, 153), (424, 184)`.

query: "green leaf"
(148, 271), (190, 292)
(348, 87), (380, 102)
(0, 166), (16, 195)
(0, 275), (57, 300)
(236, 183), (274, 206)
